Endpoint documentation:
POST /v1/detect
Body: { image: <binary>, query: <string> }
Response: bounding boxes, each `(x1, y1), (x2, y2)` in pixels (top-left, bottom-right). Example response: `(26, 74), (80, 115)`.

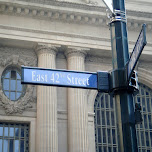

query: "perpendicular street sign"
(127, 24), (147, 81)
(102, 0), (113, 13)
(21, 66), (99, 89)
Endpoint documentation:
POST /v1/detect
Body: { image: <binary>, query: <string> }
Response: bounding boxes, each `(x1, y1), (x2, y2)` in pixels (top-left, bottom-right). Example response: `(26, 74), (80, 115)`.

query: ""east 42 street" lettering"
(31, 71), (90, 86)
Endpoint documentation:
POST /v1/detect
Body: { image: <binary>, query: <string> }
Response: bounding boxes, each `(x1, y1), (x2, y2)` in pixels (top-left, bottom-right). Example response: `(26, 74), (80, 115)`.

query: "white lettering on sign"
(31, 71), (90, 86)
(50, 73), (60, 83)
(32, 71), (48, 82)
(67, 74), (89, 86)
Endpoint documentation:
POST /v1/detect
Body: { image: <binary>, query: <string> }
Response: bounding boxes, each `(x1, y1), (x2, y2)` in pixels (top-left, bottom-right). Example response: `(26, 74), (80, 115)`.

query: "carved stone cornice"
(0, 85), (36, 114)
(0, 1), (151, 31)
(0, 50), (37, 67)
(35, 43), (59, 56)
(86, 55), (112, 65)
(6, 0), (102, 10)
(81, 0), (98, 6)
(0, 1), (105, 26)
(65, 46), (88, 58)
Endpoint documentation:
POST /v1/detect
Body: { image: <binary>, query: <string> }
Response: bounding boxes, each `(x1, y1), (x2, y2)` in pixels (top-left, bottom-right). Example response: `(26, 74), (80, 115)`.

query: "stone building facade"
(0, 0), (152, 152)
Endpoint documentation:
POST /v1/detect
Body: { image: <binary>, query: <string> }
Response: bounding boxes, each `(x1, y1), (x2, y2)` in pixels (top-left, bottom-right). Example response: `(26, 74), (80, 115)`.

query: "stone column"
(35, 44), (58, 152)
(66, 47), (88, 152)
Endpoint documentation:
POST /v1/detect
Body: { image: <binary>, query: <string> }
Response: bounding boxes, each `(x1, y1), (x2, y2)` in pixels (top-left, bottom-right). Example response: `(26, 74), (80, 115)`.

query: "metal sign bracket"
(106, 9), (127, 24)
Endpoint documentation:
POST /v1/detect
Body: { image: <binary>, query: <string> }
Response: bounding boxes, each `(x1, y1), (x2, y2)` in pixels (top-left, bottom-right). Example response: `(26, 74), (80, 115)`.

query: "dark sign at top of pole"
(127, 24), (147, 81)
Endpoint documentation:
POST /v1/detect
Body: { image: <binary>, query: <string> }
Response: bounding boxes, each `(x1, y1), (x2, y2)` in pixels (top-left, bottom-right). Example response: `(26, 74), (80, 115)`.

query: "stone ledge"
(0, 1), (151, 31)
(0, 1), (107, 26)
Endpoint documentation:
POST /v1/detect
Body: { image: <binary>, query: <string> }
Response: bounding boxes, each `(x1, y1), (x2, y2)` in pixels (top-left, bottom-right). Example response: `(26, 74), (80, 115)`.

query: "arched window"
(94, 93), (118, 152)
(94, 83), (152, 152)
(135, 84), (152, 152)
(1, 66), (26, 101)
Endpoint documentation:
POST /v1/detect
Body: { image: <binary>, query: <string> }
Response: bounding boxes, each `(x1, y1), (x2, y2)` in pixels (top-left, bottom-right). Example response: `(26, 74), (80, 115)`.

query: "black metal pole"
(110, 0), (138, 152)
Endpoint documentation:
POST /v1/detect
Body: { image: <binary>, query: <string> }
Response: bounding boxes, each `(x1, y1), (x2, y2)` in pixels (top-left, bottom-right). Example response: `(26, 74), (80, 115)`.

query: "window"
(1, 67), (26, 101)
(0, 122), (29, 152)
(94, 83), (152, 152)
(94, 93), (118, 152)
(134, 84), (152, 151)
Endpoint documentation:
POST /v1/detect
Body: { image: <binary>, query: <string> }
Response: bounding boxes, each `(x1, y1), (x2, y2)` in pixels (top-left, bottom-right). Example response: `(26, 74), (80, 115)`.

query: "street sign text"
(127, 24), (147, 80)
(21, 66), (98, 89)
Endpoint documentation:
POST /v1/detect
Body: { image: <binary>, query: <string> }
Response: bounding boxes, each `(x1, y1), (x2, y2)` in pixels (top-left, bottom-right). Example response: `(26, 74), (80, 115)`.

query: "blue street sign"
(128, 24), (147, 81)
(21, 66), (98, 89)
